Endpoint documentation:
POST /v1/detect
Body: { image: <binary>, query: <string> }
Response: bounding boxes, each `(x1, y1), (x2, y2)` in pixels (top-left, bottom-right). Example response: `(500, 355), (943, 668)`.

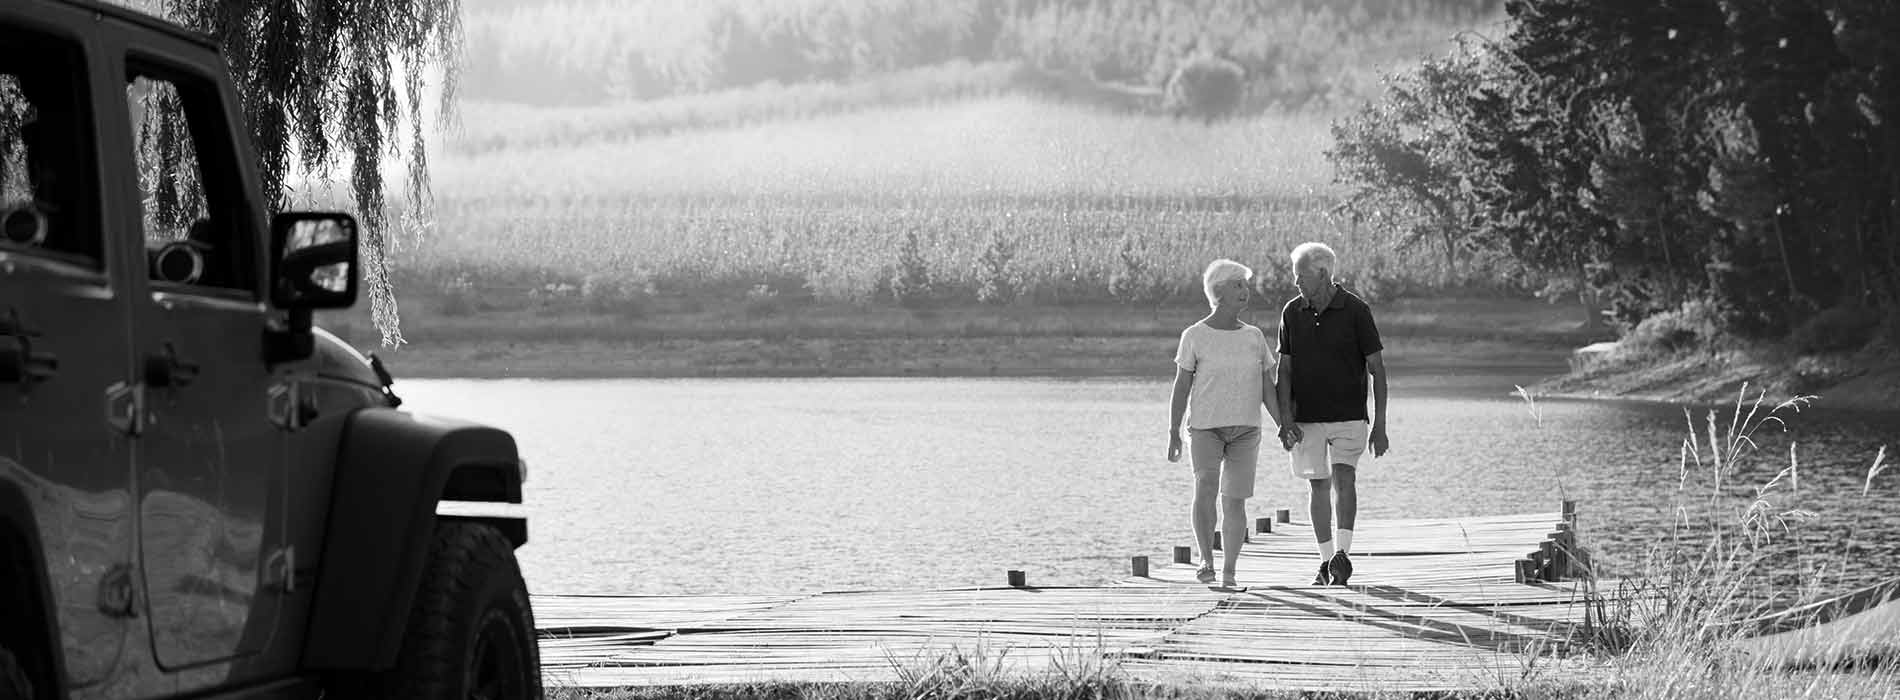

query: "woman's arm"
(1168, 366), (1193, 462)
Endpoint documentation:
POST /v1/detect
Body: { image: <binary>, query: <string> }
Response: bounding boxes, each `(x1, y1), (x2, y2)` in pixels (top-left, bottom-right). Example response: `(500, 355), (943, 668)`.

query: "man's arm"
(1275, 354), (1300, 447)
(1367, 351), (1388, 457)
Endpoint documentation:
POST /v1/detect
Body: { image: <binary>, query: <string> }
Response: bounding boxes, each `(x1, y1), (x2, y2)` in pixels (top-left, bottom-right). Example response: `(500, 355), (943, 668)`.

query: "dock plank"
(536, 508), (1607, 691)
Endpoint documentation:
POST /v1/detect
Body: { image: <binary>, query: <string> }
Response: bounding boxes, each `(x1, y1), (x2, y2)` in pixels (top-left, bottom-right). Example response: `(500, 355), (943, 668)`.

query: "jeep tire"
(330, 522), (541, 700)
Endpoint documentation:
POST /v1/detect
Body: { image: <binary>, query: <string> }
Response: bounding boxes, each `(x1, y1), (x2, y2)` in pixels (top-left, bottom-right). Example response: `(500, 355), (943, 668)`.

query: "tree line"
(1330, 0), (1899, 342)
(460, 0), (1502, 111)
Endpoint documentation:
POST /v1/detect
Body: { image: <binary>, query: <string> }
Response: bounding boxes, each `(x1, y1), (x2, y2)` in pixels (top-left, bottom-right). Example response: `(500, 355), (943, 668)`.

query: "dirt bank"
(1529, 343), (1900, 413)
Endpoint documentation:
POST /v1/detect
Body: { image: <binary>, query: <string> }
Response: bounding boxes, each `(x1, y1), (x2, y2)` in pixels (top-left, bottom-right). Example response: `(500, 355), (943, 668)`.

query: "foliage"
(460, 0), (1504, 113)
(1786, 305), (1883, 354)
(974, 230), (1021, 306)
(1617, 299), (1729, 359)
(1331, 0), (1900, 340)
(1162, 54), (1245, 123)
(889, 228), (936, 308)
(109, 0), (464, 346)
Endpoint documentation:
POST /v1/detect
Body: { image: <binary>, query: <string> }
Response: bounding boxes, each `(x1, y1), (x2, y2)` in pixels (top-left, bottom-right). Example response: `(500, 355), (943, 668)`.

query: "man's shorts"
(1189, 425), (1260, 499)
(1288, 420), (1368, 480)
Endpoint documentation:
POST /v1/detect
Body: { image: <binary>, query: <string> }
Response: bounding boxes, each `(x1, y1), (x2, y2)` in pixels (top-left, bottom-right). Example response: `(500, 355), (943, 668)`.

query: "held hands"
(1167, 432), (1183, 463)
(1371, 422), (1389, 458)
(1277, 424), (1302, 451)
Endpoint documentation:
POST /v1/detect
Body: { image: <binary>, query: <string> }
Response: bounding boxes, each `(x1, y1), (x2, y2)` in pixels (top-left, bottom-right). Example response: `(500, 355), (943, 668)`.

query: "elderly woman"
(1166, 259), (1291, 589)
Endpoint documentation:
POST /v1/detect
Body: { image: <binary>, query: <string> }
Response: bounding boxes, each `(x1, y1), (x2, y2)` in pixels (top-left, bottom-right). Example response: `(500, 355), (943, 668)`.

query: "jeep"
(1, 1), (540, 698)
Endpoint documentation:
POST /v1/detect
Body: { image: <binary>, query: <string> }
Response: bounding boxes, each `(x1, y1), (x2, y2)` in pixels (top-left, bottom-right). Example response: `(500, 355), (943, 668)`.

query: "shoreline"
(333, 296), (1600, 382)
(1526, 344), (1900, 414)
(363, 331), (1900, 416)
(364, 334), (1576, 382)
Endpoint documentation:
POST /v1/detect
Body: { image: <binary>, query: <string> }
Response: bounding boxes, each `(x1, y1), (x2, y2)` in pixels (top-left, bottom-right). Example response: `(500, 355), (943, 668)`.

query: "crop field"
(401, 96), (1437, 308)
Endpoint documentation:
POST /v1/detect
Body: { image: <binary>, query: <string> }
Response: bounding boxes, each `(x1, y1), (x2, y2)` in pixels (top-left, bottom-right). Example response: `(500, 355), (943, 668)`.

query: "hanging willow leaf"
(108, 0), (462, 346)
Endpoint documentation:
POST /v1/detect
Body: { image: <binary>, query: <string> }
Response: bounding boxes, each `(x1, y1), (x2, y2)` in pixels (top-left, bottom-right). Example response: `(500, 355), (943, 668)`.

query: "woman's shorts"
(1189, 425), (1260, 499)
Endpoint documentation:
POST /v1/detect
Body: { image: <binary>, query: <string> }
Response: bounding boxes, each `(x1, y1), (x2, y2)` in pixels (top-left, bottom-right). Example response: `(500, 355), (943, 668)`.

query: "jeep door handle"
(0, 336), (57, 385)
(144, 343), (199, 389)
(0, 307), (56, 387)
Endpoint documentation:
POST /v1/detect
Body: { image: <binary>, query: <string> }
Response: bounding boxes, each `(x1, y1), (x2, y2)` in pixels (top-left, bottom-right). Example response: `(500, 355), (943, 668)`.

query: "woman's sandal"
(1195, 566), (1216, 584)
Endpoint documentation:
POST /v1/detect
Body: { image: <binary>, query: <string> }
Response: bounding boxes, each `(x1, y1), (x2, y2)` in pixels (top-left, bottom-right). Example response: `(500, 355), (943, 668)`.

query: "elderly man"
(1274, 242), (1389, 586)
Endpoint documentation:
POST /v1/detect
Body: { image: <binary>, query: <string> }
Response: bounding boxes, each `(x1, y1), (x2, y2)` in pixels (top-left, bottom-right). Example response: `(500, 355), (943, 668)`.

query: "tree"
(1329, 39), (1500, 286)
(1339, 0), (1900, 339)
(119, 0), (462, 346)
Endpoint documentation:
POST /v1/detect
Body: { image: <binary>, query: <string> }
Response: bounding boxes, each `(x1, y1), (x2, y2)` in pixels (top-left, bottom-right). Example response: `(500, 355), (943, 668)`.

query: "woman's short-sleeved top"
(1175, 321), (1273, 429)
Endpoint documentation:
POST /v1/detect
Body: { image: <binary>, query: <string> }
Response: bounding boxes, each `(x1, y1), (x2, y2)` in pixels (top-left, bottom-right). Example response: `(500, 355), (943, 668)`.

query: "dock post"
(1547, 531), (1568, 581)
(1562, 499), (1577, 525)
(1007, 570), (1026, 588)
(1131, 555), (1149, 578)
(1213, 532), (1222, 550)
(1538, 540), (1555, 581)
(1256, 517), (1272, 534)
(1515, 558), (1537, 584)
(1275, 508), (1291, 524)
(1554, 523), (1574, 578)
(1173, 546), (1192, 564)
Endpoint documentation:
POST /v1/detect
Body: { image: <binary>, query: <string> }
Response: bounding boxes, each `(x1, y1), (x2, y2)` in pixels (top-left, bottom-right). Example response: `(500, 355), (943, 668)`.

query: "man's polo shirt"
(1277, 285), (1383, 423)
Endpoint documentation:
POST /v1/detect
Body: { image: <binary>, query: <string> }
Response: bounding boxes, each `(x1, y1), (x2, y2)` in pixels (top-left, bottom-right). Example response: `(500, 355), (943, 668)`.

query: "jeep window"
(126, 60), (257, 296)
(0, 25), (104, 268)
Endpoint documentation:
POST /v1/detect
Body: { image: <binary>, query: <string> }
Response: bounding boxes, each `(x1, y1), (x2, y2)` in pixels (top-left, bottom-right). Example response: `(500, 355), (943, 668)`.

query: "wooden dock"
(535, 507), (1605, 692)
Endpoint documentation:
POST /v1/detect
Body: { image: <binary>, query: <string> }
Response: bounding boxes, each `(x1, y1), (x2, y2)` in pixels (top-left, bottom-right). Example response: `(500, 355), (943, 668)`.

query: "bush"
(437, 274), (477, 317)
(1786, 305), (1881, 354)
(743, 283), (782, 318)
(889, 229), (936, 308)
(1164, 55), (1246, 124)
(974, 231), (1020, 306)
(581, 272), (651, 318)
(1105, 235), (1163, 304)
(1620, 299), (1728, 358)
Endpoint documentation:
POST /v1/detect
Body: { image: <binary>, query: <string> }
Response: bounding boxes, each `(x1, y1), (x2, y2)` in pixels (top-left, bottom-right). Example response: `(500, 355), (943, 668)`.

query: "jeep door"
(106, 32), (289, 678)
(0, 9), (136, 690)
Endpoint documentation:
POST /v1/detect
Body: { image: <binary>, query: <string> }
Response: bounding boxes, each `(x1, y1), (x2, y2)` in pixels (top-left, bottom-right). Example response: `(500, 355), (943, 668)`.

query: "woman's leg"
(1220, 495), (1247, 582)
(1188, 430), (1222, 573)
(1217, 426), (1260, 585)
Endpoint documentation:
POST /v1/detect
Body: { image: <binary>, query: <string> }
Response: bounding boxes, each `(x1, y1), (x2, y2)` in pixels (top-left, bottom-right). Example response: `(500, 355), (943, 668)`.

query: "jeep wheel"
(334, 522), (541, 700)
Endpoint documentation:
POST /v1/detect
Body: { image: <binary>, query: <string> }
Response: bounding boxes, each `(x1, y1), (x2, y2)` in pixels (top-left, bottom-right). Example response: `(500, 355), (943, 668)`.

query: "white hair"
(1201, 258), (1252, 309)
(1291, 242), (1339, 278)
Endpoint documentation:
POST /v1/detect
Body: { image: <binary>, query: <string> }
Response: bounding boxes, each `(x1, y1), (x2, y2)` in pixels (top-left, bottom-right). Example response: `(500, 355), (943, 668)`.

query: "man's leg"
(1308, 477), (1334, 554)
(1325, 421), (1368, 586)
(1333, 463), (1357, 547)
(1325, 464), (1358, 585)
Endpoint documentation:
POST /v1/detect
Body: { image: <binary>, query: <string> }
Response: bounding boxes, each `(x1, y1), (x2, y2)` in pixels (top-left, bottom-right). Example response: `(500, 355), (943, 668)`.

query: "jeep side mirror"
(271, 212), (358, 310)
(266, 212), (358, 365)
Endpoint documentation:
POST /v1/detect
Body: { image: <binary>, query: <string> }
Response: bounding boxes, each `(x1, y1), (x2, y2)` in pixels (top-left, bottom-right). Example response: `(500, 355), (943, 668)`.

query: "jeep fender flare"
(301, 407), (526, 671)
(0, 478), (66, 698)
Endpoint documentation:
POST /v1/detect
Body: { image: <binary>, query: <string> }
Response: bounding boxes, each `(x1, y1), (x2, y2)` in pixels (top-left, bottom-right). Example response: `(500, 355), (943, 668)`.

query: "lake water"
(399, 372), (1899, 601)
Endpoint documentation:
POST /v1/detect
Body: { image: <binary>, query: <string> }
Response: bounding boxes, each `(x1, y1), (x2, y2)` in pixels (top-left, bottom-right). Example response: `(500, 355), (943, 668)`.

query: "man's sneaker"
(1313, 561), (1331, 586)
(1328, 552), (1354, 586)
